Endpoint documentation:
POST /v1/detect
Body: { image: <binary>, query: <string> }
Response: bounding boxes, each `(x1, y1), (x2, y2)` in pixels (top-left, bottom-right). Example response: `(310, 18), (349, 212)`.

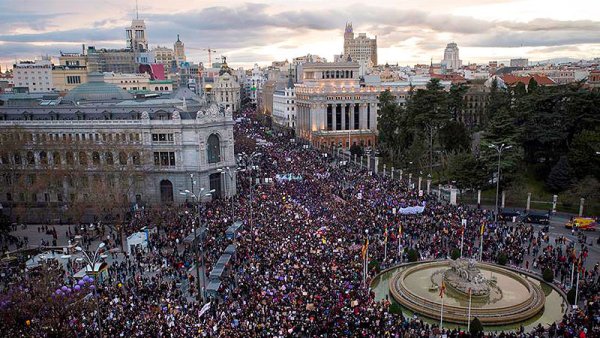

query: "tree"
(546, 156), (575, 192)
(407, 248), (420, 262)
(470, 317), (484, 335)
(350, 144), (364, 157)
(527, 77), (538, 93)
(568, 128), (600, 180)
(439, 120), (470, 153)
(450, 248), (460, 260)
(377, 90), (403, 162)
(447, 152), (487, 190)
(480, 105), (523, 187)
(542, 267), (554, 282)
(447, 83), (468, 120)
(496, 252), (508, 265)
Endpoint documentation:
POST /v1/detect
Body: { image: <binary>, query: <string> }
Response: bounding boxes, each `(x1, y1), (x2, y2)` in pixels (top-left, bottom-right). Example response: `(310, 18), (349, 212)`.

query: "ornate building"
(343, 23), (378, 68)
(174, 34), (186, 66)
(295, 62), (378, 149)
(213, 58), (241, 112)
(0, 73), (235, 222)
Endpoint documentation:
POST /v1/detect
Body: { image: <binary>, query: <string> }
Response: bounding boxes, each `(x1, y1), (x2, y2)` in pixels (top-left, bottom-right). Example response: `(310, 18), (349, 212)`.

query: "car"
(565, 217), (597, 231)
(523, 212), (550, 225)
(498, 209), (522, 222)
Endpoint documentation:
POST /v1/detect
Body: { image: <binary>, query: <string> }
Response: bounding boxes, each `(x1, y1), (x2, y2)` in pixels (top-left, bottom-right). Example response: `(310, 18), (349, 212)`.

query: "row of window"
(0, 132), (141, 144)
(151, 133), (174, 142)
(153, 152), (176, 167)
(5, 191), (142, 204)
(0, 150), (141, 167)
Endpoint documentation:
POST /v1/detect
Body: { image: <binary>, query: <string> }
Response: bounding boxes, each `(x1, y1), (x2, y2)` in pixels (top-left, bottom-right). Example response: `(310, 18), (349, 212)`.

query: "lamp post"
(488, 143), (512, 224)
(239, 151), (262, 233)
(217, 167), (241, 221)
(179, 188), (214, 303)
(75, 242), (106, 337)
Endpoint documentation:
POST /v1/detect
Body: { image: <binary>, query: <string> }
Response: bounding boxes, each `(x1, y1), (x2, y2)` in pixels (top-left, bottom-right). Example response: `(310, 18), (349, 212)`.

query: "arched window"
(92, 152), (100, 165)
(207, 134), (220, 164)
(132, 152), (141, 165)
(13, 153), (21, 165)
(39, 151), (47, 165)
(27, 151), (35, 166)
(52, 152), (61, 166)
(66, 152), (74, 165)
(119, 152), (127, 165)
(105, 152), (114, 165)
(78, 152), (88, 166)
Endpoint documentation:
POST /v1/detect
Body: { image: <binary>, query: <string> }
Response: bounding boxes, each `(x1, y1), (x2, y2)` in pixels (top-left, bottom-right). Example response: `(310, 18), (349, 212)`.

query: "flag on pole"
(384, 226), (388, 244)
(398, 223), (402, 237)
(361, 239), (369, 260)
(439, 281), (446, 298)
(480, 223), (485, 236)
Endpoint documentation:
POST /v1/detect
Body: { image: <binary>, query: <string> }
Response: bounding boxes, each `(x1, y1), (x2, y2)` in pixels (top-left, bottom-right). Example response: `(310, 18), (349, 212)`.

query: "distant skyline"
(1, 0), (599, 70)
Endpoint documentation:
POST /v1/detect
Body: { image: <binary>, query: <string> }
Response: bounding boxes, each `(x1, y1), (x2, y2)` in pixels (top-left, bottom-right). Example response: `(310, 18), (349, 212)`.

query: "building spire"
(136, 0), (139, 19)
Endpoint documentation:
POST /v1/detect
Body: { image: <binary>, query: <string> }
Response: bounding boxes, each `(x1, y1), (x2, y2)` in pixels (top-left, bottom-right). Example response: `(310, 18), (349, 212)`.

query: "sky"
(1, 0), (599, 70)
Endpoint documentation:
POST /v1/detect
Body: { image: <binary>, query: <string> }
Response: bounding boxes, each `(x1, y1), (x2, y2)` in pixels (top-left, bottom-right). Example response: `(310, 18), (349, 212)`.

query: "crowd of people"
(0, 108), (598, 337)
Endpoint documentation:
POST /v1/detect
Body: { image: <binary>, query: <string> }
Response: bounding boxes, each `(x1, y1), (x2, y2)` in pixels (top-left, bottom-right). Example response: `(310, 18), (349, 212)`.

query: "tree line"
(377, 78), (600, 203)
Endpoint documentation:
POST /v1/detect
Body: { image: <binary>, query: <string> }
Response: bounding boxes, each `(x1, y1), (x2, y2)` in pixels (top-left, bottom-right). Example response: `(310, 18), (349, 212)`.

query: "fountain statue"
(443, 259), (490, 297)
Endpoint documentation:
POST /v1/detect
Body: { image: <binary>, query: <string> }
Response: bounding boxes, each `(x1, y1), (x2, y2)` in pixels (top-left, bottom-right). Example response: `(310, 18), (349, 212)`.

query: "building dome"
(64, 72), (134, 102)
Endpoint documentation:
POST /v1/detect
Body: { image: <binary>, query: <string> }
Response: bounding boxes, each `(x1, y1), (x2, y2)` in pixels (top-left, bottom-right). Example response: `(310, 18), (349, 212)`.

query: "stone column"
(341, 103), (346, 131)
(418, 176), (422, 192)
(579, 198), (585, 216)
(350, 103), (355, 130)
(526, 192), (531, 211)
(427, 179), (431, 194)
(552, 195), (558, 213)
(332, 104), (337, 131)
(501, 191), (506, 208)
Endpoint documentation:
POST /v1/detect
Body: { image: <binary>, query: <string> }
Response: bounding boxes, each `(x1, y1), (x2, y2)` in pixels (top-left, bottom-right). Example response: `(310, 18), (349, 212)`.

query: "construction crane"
(187, 46), (217, 67)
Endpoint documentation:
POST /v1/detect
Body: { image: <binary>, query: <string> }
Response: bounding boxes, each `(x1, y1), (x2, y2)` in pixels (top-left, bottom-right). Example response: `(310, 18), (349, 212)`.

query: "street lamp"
(217, 167), (241, 221)
(75, 242), (105, 336)
(179, 188), (212, 303)
(239, 152), (262, 233)
(488, 143), (512, 223)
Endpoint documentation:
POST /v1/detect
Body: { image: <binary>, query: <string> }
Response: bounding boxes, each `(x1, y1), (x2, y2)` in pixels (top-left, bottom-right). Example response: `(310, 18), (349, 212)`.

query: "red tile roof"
(500, 74), (555, 86)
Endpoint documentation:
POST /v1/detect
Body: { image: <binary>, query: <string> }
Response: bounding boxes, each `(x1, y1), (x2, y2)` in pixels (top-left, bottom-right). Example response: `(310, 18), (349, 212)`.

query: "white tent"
(126, 232), (148, 255)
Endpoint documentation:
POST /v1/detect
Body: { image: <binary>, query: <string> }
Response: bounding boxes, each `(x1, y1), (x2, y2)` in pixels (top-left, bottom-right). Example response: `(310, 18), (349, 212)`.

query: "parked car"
(523, 212), (550, 225)
(498, 209), (522, 222)
(565, 217), (597, 231)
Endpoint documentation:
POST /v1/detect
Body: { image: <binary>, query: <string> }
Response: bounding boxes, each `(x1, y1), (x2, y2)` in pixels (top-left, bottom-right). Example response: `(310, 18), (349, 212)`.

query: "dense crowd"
(1, 109), (598, 337)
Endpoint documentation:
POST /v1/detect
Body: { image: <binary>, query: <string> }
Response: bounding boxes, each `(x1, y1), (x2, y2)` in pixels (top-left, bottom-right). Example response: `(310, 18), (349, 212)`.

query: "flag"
(439, 281), (446, 298)
(361, 239), (369, 260)
(480, 223), (485, 236)
(384, 226), (388, 244)
(199, 302), (211, 317)
(577, 256), (583, 273)
(398, 223), (402, 238)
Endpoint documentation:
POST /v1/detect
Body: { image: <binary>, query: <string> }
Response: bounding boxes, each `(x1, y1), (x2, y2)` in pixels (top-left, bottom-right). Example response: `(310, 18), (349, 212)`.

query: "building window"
(78, 152), (87, 166)
(132, 152), (141, 165)
(119, 152), (128, 165)
(105, 152), (114, 165)
(153, 152), (176, 167)
(26, 151), (35, 166)
(92, 152), (100, 165)
(207, 134), (220, 164)
(151, 133), (174, 142)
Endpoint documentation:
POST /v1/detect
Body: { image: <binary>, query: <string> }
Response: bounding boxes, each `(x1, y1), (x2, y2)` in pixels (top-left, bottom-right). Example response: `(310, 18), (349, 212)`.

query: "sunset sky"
(1, 0), (599, 69)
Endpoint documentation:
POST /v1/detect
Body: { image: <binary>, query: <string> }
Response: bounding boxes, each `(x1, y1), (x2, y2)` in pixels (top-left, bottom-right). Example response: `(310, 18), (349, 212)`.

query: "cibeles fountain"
(388, 259), (548, 326)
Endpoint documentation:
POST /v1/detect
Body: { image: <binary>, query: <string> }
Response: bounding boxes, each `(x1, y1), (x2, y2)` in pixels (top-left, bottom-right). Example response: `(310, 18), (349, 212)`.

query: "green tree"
(480, 105), (523, 187)
(377, 90), (403, 161)
(542, 267), (554, 282)
(470, 317), (484, 335)
(439, 120), (471, 153)
(546, 156), (575, 192)
(527, 77), (539, 93)
(447, 152), (487, 190)
(568, 128), (600, 179)
(447, 83), (468, 120)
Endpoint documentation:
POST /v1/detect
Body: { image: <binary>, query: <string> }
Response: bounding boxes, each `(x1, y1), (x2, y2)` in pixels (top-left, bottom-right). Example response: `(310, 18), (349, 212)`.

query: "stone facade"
(295, 62), (378, 150)
(0, 80), (235, 222)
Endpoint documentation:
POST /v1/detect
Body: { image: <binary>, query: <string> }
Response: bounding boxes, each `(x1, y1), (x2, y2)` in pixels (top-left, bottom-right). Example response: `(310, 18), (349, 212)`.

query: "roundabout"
(372, 260), (569, 330)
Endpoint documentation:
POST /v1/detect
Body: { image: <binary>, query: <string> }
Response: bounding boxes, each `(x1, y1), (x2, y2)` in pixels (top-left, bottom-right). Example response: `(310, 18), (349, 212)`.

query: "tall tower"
(174, 34), (186, 65)
(442, 42), (462, 71)
(126, 8), (148, 52)
(343, 22), (354, 56)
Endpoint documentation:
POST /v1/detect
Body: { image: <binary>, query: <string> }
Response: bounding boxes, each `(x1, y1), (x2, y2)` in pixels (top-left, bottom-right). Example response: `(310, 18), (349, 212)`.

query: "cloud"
(1, 1), (600, 67)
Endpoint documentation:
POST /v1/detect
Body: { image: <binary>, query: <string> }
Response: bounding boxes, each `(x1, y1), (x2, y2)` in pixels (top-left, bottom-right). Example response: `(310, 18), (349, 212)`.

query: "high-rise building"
(174, 34), (186, 66)
(126, 19), (148, 52)
(343, 23), (378, 68)
(13, 58), (54, 93)
(441, 42), (462, 71)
